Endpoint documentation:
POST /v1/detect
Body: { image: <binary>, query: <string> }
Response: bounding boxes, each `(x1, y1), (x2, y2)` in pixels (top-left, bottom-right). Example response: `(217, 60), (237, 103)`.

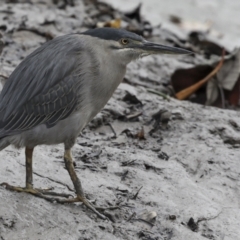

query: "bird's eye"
(121, 38), (129, 45)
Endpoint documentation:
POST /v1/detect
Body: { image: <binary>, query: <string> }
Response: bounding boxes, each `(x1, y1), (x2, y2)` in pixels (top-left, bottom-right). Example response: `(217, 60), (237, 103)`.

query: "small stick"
(175, 49), (225, 100)
(132, 186), (143, 200)
(121, 159), (136, 166)
(127, 212), (136, 222)
(17, 161), (74, 192)
(107, 123), (117, 138)
(147, 89), (171, 101)
(0, 74), (8, 79)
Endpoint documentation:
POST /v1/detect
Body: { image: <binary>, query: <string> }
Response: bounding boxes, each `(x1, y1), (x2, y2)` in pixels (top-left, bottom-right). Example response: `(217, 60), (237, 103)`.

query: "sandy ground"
(1, 1), (240, 240)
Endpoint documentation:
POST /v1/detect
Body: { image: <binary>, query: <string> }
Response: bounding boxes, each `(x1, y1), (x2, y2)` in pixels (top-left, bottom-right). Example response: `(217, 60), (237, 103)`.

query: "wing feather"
(0, 34), (84, 138)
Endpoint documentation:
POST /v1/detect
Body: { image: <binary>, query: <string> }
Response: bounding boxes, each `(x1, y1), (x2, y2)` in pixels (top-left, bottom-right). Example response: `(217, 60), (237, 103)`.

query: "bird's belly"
(8, 112), (86, 148)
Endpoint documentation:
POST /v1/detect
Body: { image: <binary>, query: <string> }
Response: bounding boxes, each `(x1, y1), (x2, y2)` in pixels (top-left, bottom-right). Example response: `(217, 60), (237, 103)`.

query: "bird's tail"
(0, 134), (9, 151)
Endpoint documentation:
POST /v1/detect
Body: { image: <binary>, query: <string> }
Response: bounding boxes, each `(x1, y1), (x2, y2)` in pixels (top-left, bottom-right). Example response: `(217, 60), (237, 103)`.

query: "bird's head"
(82, 28), (192, 64)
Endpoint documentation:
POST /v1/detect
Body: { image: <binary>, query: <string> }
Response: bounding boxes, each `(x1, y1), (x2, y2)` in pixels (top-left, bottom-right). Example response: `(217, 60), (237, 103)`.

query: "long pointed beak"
(141, 41), (193, 55)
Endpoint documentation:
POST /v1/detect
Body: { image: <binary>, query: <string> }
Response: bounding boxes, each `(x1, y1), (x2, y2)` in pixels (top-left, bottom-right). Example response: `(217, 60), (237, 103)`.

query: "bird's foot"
(55, 196), (108, 219)
(1, 182), (111, 219)
(0, 182), (73, 198)
(56, 196), (107, 220)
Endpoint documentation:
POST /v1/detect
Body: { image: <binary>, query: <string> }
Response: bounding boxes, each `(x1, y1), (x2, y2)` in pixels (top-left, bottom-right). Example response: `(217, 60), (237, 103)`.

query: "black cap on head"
(81, 28), (143, 42)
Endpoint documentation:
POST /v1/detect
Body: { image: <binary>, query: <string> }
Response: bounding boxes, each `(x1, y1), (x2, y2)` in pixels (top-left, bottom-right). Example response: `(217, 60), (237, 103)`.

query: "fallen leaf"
(96, 18), (121, 28)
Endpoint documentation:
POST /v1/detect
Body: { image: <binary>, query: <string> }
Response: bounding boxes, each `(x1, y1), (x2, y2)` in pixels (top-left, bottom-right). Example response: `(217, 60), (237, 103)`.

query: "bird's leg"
(1, 147), (36, 193)
(25, 147), (33, 189)
(60, 148), (122, 216)
(1, 147), (72, 198)
(1, 147), (115, 219)
(63, 149), (85, 197)
(55, 148), (107, 219)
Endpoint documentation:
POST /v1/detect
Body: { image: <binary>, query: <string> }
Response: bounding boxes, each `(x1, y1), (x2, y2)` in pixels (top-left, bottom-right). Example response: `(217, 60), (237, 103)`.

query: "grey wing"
(0, 76), (77, 136)
(0, 34), (82, 138)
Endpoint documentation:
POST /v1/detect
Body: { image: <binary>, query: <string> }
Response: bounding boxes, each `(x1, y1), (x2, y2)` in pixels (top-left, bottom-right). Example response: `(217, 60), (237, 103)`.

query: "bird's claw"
(1, 182), (108, 219)
(0, 182), (73, 198)
(54, 196), (108, 220)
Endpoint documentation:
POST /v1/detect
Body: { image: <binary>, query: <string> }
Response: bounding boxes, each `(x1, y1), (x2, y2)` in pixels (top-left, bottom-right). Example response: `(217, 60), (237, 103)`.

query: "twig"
(0, 74), (8, 79)
(126, 111), (142, 120)
(17, 161), (74, 192)
(127, 212), (136, 222)
(121, 159), (136, 166)
(17, 27), (54, 40)
(95, 206), (120, 211)
(107, 123), (117, 138)
(33, 172), (74, 192)
(147, 89), (171, 101)
(132, 186), (143, 200)
(175, 49), (225, 100)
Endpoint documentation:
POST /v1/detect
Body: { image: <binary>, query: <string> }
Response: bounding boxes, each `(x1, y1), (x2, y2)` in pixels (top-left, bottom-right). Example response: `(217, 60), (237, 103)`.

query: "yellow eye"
(121, 38), (129, 45)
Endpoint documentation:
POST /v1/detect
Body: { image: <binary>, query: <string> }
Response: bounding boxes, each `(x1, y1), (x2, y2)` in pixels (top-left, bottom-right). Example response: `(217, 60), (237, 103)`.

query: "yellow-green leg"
(57, 149), (107, 219)
(25, 147), (33, 189)
(1, 147), (72, 199)
(1, 146), (117, 219)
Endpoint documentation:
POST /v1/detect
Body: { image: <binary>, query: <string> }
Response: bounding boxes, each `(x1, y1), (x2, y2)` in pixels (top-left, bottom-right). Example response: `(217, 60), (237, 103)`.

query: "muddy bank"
(1, 1), (240, 240)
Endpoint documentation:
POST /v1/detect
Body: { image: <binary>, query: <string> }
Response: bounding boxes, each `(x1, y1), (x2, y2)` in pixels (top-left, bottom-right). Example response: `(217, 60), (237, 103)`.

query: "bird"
(0, 27), (191, 219)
